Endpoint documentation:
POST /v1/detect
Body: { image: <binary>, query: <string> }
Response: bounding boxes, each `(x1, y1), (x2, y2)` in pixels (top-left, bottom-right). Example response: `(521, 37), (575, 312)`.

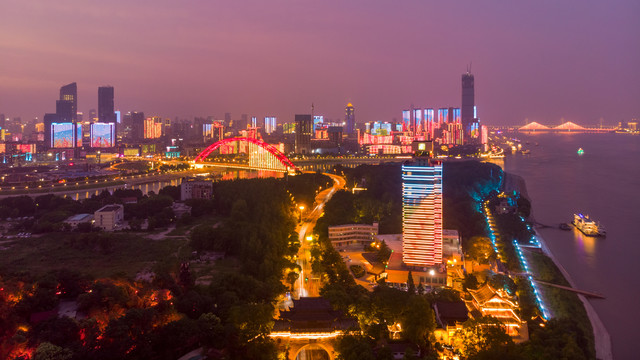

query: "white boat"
(572, 213), (606, 237)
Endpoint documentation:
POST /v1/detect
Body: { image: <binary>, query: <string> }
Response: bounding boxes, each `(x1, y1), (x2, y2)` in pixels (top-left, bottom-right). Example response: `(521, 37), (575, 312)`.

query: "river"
(503, 132), (639, 359)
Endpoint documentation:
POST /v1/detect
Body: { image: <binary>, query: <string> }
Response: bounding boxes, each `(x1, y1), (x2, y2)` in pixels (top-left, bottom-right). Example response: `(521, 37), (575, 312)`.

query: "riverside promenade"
(535, 230), (612, 360)
(504, 172), (612, 359)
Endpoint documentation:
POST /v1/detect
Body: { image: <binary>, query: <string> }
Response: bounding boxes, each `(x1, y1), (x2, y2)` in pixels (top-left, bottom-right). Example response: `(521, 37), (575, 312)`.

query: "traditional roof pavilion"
(467, 283), (525, 338)
(272, 297), (357, 336)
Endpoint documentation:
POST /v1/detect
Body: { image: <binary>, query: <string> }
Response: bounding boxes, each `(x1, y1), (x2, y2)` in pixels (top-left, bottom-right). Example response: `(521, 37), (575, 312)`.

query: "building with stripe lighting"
(402, 155), (443, 267)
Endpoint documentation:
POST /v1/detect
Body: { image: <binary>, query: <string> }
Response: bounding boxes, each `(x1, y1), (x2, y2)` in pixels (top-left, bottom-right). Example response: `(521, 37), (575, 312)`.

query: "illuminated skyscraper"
(59, 82), (77, 122)
(98, 86), (115, 123)
(402, 157), (443, 267)
(131, 111), (145, 140)
(56, 100), (73, 122)
(345, 103), (355, 135)
(264, 116), (277, 134)
(402, 110), (411, 132)
(295, 114), (312, 154)
(424, 108), (435, 140)
(461, 71), (475, 139)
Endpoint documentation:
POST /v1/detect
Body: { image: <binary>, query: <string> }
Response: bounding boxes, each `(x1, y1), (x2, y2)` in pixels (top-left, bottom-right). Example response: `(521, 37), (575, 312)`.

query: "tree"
(376, 240), (392, 264)
(190, 224), (215, 251)
(197, 313), (225, 349)
(335, 335), (376, 360)
(407, 271), (416, 295)
(401, 296), (435, 347)
(128, 217), (143, 231)
(466, 237), (496, 264)
(463, 273), (479, 291)
(286, 271), (299, 292)
(228, 303), (275, 343)
(457, 316), (514, 359)
(159, 185), (181, 201)
(33, 342), (72, 360)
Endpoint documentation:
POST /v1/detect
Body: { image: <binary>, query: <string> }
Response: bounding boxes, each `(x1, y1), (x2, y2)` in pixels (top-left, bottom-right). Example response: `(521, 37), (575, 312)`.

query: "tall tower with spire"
(461, 69), (475, 142)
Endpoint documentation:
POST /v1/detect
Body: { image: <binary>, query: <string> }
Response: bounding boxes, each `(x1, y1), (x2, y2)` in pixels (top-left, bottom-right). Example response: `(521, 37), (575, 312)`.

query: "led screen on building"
(90, 123), (115, 147)
(77, 124), (82, 147)
(123, 148), (140, 156)
(313, 116), (323, 132)
(438, 108), (448, 125)
(203, 124), (214, 138)
(265, 116), (277, 134)
(413, 109), (422, 133)
(18, 144), (36, 153)
(51, 123), (75, 148)
(453, 108), (461, 124)
(402, 110), (411, 132)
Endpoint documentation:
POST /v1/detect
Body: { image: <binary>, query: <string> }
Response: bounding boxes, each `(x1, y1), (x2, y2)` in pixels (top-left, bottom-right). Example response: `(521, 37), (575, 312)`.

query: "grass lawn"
(0, 232), (187, 278)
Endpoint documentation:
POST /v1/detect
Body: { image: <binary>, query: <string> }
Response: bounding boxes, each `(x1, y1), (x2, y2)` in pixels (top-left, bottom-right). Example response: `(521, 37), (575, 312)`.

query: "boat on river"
(572, 213), (606, 237)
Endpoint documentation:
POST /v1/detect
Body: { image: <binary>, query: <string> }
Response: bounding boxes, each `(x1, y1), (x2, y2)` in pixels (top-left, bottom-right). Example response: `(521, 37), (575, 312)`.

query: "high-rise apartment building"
(402, 156), (443, 267)
(461, 72), (475, 139)
(295, 114), (312, 154)
(345, 103), (355, 135)
(264, 116), (277, 134)
(59, 82), (77, 122)
(55, 100), (74, 122)
(130, 112), (145, 140)
(98, 86), (115, 123)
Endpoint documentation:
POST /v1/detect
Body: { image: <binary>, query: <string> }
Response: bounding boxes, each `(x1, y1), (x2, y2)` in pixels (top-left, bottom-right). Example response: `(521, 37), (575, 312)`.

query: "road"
(294, 172), (346, 298)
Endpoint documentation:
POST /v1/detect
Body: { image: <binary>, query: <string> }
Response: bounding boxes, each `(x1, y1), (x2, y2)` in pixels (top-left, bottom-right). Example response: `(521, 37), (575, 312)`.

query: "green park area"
(0, 163), (595, 359)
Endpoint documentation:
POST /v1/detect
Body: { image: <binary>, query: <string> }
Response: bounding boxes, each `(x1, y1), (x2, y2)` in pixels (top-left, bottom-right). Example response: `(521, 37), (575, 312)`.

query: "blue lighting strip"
(483, 198), (549, 320)
(482, 200), (500, 255)
(513, 240), (550, 320)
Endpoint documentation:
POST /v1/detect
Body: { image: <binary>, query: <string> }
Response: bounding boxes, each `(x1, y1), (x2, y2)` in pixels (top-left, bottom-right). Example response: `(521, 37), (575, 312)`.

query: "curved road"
(295, 172), (346, 298)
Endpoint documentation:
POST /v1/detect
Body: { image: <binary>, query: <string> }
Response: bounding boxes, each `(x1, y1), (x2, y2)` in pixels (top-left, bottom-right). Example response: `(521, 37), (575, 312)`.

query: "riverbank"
(535, 229), (612, 360)
(504, 172), (612, 359)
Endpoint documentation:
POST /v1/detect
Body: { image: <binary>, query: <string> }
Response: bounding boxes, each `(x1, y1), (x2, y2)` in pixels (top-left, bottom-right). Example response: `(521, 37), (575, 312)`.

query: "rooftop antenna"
(311, 102), (314, 117)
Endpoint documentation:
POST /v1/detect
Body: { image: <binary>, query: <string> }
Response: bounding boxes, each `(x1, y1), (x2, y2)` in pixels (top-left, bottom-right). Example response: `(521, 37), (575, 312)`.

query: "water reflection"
(572, 228), (596, 268)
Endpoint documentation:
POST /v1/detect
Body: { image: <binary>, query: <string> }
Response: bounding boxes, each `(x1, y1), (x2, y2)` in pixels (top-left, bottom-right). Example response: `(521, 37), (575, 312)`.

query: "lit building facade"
(295, 114), (312, 154)
(329, 223), (379, 248)
(345, 103), (355, 135)
(264, 116), (277, 134)
(59, 82), (77, 122)
(144, 117), (163, 139)
(461, 72), (475, 137)
(402, 158), (443, 267)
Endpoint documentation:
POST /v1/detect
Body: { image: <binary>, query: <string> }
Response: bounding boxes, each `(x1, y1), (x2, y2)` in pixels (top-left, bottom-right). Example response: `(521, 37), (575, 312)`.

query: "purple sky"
(1, 0), (639, 126)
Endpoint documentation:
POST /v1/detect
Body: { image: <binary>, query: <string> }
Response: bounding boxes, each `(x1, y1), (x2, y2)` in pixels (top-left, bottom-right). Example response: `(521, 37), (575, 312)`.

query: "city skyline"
(1, 1), (639, 125)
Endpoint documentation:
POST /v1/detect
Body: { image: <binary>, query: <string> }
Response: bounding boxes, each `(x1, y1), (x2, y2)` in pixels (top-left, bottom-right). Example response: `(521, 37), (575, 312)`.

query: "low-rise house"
(64, 213), (93, 229)
(433, 301), (469, 345)
(94, 204), (124, 231)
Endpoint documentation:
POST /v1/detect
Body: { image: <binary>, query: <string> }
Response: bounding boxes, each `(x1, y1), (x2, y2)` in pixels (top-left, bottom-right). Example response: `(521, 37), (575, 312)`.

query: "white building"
(181, 178), (213, 201)
(329, 223), (379, 248)
(94, 204), (124, 231)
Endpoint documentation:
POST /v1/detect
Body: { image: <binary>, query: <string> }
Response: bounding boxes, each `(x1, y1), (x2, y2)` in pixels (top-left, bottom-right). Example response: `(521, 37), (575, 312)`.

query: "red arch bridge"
(194, 137), (297, 172)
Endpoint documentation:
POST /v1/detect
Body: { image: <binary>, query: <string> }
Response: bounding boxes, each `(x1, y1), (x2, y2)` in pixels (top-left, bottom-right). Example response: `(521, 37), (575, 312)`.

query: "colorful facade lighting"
(402, 158), (443, 267)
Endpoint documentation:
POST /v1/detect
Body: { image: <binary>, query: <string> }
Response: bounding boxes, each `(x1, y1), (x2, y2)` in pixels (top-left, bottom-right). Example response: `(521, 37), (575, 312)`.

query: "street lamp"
(298, 205), (305, 222)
